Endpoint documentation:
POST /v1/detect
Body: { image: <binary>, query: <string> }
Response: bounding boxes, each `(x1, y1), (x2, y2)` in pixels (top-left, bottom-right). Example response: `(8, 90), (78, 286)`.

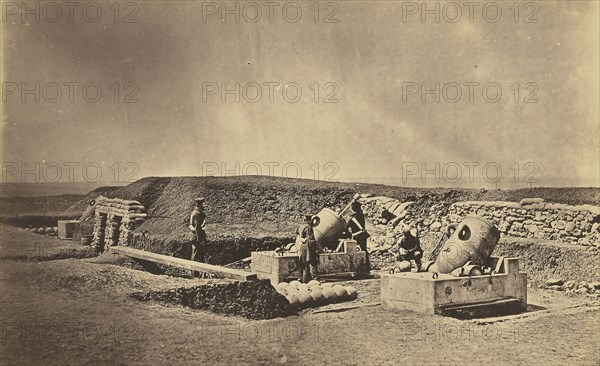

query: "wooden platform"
(110, 246), (258, 281)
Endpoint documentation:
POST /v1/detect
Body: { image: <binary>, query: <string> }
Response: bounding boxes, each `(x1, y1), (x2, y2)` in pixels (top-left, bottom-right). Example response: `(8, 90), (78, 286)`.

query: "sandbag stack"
(91, 197), (147, 253)
(91, 213), (107, 252)
(105, 215), (121, 247)
(360, 195), (437, 252)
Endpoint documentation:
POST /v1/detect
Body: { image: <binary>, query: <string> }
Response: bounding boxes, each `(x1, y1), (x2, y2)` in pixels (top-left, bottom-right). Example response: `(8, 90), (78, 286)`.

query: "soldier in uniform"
(297, 214), (319, 283)
(346, 200), (371, 274)
(189, 197), (207, 277)
(398, 226), (423, 271)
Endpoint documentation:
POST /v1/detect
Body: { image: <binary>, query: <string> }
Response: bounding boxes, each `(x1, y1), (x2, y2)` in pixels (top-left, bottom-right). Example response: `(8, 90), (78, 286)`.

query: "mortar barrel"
(311, 208), (346, 247)
(428, 216), (500, 274)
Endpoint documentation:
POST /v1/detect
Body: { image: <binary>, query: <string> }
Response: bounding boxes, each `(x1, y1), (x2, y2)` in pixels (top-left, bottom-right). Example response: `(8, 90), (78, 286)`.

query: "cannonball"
(322, 288), (336, 302)
(398, 261), (411, 272)
(298, 283), (310, 292)
(24, 228), (30, 232)
(308, 279), (320, 287)
(288, 280), (301, 289)
(321, 283), (333, 288)
(345, 286), (358, 300)
(334, 286), (348, 300)
(34, 228), (42, 234)
(277, 288), (288, 296)
(286, 295), (299, 307)
(45, 227), (54, 234)
(53, 227), (58, 233)
(276, 282), (289, 291)
(309, 284), (322, 292)
(298, 288), (310, 296)
(298, 293), (312, 306)
(311, 290), (325, 305)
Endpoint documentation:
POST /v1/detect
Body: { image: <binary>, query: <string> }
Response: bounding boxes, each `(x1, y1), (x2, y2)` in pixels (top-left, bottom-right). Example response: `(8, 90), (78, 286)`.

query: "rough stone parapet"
(449, 199), (599, 246)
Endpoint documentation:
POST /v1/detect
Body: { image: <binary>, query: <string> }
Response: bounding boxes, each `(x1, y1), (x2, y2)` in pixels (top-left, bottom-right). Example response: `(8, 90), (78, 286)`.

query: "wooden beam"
(312, 302), (381, 314)
(110, 246), (257, 281)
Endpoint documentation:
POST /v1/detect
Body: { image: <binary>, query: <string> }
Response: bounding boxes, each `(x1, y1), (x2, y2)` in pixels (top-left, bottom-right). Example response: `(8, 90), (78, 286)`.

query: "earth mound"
(131, 279), (295, 319)
(65, 176), (599, 265)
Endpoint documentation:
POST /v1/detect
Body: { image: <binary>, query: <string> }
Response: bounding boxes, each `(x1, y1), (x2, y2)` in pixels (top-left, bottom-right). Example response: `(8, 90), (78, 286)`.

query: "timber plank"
(110, 246), (257, 281)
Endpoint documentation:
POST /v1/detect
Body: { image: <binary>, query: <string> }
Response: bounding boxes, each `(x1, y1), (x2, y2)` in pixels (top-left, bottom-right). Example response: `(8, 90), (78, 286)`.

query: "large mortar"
(381, 257), (527, 317)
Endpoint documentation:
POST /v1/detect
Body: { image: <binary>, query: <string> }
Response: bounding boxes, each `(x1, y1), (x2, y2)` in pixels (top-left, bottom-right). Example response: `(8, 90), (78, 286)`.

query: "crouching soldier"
(297, 214), (319, 283)
(188, 197), (207, 277)
(398, 226), (423, 271)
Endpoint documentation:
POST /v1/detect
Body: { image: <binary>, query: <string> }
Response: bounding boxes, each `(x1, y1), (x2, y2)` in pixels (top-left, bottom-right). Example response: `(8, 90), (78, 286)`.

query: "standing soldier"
(297, 214), (319, 283)
(346, 200), (371, 275)
(189, 197), (207, 277)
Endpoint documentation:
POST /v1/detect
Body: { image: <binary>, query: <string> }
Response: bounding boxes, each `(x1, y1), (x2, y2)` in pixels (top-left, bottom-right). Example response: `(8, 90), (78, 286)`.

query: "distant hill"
(0, 182), (126, 198)
(0, 194), (83, 218)
(0, 186), (121, 217)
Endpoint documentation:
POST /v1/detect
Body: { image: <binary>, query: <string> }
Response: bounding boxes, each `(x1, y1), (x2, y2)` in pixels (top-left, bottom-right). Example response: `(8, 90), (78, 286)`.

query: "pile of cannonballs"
(275, 280), (358, 309)
(23, 227), (58, 236)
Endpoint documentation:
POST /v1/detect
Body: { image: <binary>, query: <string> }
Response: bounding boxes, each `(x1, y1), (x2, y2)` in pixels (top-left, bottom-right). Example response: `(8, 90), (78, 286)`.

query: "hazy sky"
(2, 1), (599, 188)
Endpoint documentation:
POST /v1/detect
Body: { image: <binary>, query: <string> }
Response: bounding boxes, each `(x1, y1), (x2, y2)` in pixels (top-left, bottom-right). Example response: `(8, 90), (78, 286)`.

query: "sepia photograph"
(1, 1), (599, 365)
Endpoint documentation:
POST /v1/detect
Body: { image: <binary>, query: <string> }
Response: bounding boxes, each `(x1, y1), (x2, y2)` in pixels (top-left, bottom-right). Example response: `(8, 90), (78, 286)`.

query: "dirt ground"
(1, 224), (599, 366)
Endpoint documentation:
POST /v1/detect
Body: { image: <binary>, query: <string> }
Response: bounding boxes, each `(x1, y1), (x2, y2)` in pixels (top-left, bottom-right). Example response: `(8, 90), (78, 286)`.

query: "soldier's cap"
(194, 197), (205, 203)
(402, 226), (412, 234)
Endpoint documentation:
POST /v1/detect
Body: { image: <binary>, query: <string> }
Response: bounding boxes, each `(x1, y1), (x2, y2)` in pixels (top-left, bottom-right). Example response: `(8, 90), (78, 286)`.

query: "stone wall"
(361, 194), (600, 260)
(359, 195), (600, 257)
(449, 199), (600, 246)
